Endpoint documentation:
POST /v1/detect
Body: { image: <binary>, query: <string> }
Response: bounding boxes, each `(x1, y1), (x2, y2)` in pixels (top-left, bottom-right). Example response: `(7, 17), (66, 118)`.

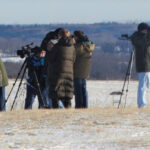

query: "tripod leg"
(123, 51), (135, 108)
(10, 64), (27, 110)
(5, 58), (27, 108)
(118, 50), (134, 108)
(117, 60), (131, 108)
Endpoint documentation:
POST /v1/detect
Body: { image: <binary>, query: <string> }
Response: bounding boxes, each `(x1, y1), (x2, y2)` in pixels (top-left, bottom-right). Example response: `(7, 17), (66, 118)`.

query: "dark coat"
(131, 32), (150, 72)
(74, 41), (95, 78)
(40, 31), (56, 51)
(48, 37), (75, 100)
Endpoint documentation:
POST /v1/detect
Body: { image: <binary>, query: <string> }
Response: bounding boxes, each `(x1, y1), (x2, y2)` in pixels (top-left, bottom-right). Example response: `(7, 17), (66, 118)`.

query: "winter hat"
(32, 46), (44, 54)
(138, 23), (149, 32)
(74, 30), (84, 38)
(54, 28), (64, 37)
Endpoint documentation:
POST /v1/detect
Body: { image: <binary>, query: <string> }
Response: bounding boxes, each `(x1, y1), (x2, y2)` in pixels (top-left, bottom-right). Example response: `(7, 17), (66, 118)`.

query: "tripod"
(117, 50), (135, 108)
(6, 55), (47, 110)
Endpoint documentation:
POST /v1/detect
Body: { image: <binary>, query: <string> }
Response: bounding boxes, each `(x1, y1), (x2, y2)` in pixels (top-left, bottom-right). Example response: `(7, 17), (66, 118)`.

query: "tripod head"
(119, 34), (131, 41)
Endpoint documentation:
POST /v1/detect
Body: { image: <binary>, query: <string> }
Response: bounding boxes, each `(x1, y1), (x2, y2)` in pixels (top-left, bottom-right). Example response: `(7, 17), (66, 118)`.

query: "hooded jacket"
(74, 41), (95, 78)
(48, 37), (75, 100)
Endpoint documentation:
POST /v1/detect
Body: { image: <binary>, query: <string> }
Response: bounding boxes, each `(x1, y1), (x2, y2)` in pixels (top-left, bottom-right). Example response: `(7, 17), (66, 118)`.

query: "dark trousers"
(24, 84), (44, 109)
(52, 99), (59, 108)
(74, 78), (88, 108)
(61, 99), (71, 108)
(0, 87), (5, 111)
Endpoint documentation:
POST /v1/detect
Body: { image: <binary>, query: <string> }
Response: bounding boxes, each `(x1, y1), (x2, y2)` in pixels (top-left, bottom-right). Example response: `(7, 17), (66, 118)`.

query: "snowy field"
(1, 57), (24, 63)
(5, 80), (150, 110)
(0, 80), (150, 150)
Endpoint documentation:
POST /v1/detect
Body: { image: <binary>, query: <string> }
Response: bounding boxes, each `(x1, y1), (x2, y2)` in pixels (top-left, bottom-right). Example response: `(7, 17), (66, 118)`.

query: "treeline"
(0, 23), (140, 79)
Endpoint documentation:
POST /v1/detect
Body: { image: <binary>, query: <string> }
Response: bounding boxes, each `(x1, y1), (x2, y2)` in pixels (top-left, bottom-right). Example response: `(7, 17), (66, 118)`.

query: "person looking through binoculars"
(41, 28), (64, 108)
(73, 30), (95, 108)
(131, 23), (150, 108)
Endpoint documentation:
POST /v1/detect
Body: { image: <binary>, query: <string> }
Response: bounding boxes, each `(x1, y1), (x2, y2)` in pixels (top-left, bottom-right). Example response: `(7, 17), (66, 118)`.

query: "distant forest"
(0, 23), (139, 79)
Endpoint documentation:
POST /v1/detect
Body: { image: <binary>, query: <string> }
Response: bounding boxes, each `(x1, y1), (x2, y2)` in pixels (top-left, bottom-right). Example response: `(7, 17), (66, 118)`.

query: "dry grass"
(2, 80), (150, 149)
(0, 108), (150, 149)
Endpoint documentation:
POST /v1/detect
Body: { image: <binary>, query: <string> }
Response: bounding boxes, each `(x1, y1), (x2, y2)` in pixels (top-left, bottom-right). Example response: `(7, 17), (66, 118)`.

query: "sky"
(0, 0), (150, 24)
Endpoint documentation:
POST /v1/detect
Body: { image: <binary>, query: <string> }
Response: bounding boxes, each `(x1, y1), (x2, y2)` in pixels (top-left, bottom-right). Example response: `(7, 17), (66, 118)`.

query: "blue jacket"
(27, 56), (46, 89)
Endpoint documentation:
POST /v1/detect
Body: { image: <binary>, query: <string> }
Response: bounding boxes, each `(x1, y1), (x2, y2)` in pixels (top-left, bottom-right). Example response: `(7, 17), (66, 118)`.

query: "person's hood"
(58, 37), (74, 46)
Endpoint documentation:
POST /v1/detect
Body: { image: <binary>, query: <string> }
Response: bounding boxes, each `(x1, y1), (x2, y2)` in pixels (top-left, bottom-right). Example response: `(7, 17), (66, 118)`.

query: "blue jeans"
(74, 78), (88, 108)
(137, 72), (150, 108)
(42, 84), (53, 108)
(0, 87), (6, 111)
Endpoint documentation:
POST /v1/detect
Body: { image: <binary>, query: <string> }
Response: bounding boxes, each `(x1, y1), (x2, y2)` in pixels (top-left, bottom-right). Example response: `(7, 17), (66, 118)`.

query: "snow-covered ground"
(5, 80), (150, 110)
(0, 80), (150, 150)
(1, 57), (24, 62)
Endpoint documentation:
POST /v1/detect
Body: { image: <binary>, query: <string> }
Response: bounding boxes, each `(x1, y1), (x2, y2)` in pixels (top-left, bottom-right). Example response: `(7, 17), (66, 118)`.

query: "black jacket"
(131, 31), (150, 72)
(41, 31), (56, 51)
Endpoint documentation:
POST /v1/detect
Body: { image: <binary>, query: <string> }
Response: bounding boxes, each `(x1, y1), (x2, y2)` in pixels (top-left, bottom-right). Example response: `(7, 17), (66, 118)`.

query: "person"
(41, 28), (64, 52)
(73, 30), (95, 108)
(131, 23), (150, 108)
(0, 58), (8, 111)
(48, 29), (75, 108)
(24, 47), (47, 109)
(41, 28), (64, 108)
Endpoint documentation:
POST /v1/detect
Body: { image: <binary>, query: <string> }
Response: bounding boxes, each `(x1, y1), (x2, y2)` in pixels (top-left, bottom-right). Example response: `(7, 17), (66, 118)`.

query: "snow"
(1, 57), (24, 63)
(0, 80), (150, 150)
(6, 80), (146, 110)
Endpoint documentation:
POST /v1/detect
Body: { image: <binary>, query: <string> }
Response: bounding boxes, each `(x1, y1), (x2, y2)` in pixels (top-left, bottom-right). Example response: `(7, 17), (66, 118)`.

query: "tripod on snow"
(5, 52), (48, 111)
(117, 50), (135, 108)
(115, 34), (135, 108)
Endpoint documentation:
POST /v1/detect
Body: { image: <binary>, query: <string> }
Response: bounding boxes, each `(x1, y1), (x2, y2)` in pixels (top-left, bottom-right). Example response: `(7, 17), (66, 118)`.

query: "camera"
(17, 43), (42, 58)
(120, 34), (131, 40)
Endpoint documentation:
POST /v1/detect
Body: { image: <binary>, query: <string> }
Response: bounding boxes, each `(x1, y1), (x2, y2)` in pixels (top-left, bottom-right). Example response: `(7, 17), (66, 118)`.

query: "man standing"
(41, 28), (64, 108)
(131, 23), (150, 108)
(0, 57), (8, 111)
(73, 30), (95, 108)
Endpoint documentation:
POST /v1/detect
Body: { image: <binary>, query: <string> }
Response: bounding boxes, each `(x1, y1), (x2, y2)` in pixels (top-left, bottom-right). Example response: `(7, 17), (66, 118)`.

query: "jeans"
(137, 72), (150, 108)
(74, 78), (88, 108)
(42, 84), (53, 108)
(0, 87), (5, 111)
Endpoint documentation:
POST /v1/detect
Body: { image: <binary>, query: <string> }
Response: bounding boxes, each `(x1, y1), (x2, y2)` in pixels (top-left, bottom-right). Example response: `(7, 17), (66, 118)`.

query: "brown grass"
(0, 107), (150, 149)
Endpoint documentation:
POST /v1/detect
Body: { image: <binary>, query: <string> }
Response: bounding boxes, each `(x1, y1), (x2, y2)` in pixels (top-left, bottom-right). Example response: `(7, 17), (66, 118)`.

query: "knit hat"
(32, 46), (44, 54)
(74, 30), (84, 37)
(138, 23), (149, 32)
(54, 28), (64, 35)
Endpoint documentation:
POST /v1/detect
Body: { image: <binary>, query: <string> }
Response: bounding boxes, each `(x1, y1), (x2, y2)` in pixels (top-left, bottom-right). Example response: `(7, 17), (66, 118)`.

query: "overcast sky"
(0, 0), (150, 24)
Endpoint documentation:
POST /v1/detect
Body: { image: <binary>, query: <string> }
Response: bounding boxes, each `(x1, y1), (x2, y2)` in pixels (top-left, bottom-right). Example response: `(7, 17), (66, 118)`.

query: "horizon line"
(0, 21), (148, 26)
